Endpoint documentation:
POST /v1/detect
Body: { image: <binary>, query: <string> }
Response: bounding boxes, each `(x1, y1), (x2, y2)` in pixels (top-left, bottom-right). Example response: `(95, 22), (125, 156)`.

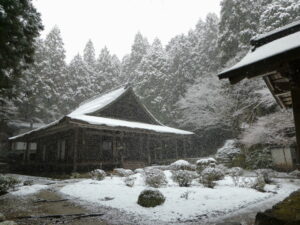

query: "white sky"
(33, 0), (221, 62)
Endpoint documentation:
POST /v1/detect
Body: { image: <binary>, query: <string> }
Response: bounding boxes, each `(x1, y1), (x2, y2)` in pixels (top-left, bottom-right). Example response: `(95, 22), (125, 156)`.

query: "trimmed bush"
(113, 168), (134, 177)
(170, 160), (195, 171)
(215, 140), (244, 167)
(134, 168), (144, 174)
(201, 167), (224, 188)
(145, 169), (167, 188)
(289, 170), (300, 178)
(196, 158), (217, 174)
(90, 169), (106, 180)
(172, 170), (197, 187)
(137, 189), (165, 207)
(0, 175), (20, 195)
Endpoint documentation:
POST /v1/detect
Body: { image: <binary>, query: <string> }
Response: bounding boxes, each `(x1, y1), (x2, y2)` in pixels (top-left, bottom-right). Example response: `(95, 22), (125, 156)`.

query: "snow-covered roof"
(69, 114), (193, 135)
(219, 31), (300, 76)
(69, 86), (127, 116)
(10, 86), (193, 140)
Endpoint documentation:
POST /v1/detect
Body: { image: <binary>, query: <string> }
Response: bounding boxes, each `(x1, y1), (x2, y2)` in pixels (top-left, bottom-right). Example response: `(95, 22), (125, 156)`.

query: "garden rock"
(137, 189), (165, 207)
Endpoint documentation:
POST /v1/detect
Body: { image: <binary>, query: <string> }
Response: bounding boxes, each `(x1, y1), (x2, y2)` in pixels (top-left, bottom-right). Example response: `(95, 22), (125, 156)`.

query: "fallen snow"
(196, 157), (216, 164)
(60, 171), (300, 224)
(11, 184), (48, 196)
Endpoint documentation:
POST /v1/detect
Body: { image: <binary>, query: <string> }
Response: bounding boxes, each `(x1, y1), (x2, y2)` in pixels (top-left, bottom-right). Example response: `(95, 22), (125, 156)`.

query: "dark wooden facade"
(218, 20), (300, 168)
(9, 87), (193, 172)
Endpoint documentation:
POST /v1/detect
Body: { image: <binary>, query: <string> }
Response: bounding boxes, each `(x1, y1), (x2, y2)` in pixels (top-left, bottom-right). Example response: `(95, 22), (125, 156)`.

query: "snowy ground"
(59, 171), (300, 225)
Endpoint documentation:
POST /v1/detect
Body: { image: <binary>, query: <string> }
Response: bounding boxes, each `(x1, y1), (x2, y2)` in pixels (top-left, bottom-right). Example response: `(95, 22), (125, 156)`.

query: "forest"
(1, 0), (299, 156)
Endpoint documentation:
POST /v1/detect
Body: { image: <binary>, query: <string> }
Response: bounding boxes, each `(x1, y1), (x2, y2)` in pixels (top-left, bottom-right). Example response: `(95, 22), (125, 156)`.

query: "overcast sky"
(33, 0), (221, 62)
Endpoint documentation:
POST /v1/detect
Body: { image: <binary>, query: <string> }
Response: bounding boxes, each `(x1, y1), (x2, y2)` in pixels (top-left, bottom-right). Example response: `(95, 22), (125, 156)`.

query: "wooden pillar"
(159, 140), (163, 160)
(146, 135), (151, 165)
(291, 85), (300, 167)
(120, 132), (124, 167)
(112, 132), (117, 163)
(139, 135), (143, 160)
(72, 127), (79, 172)
(24, 140), (29, 162)
(175, 139), (178, 159)
(183, 139), (187, 158)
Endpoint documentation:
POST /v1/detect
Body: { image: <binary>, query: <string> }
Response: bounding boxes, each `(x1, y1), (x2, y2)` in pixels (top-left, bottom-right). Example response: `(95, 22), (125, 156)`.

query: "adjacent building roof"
(10, 86), (193, 140)
(218, 20), (300, 109)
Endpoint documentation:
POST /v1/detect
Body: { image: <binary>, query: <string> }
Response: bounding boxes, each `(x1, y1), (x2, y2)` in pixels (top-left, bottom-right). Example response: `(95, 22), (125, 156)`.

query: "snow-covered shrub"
(170, 160), (195, 171)
(255, 169), (274, 184)
(289, 170), (300, 178)
(90, 169), (106, 180)
(215, 140), (245, 167)
(144, 169), (167, 188)
(23, 180), (34, 186)
(113, 168), (134, 177)
(137, 189), (165, 207)
(172, 170), (197, 187)
(196, 158), (217, 174)
(201, 167), (224, 188)
(124, 176), (136, 187)
(252, 175), (266, 192)
(245, 147), (273, 169)
(70, 172), (81, 179)
(228, 167), (243, 176)
(134, 168), (144, 174)
(0, 175), (20, 195)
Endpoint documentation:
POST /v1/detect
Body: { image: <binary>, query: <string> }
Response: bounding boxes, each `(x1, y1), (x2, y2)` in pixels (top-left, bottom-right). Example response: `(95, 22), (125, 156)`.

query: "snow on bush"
(134, 168), (144, 174)
(124, 176), (136, 187)
(215, 140), (244, 167)
(137, 188), (165, 207)
(228, 167), (244, 176)
(289, 170), (300, 178)
(144, 168), (167, 188)
(23, 180), (34, 186)
(170, 160), (195, 171)
(0, 175), (20, 195)
(200, 167), (224, 188)
(171, 170), (197, 187)
(113, 168), (134, 177)
(90, 169), (106, 180)
(196, 157), (216, 173)
(255, 169), (274, 184)
(252, 174), (266, 192)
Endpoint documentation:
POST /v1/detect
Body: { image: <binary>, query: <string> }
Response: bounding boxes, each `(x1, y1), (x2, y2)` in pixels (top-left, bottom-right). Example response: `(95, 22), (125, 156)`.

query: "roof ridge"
(78, 84), (126, 107)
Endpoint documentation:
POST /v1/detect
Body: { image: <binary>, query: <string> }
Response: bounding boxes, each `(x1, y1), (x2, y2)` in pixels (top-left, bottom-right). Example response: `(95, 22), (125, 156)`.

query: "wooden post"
(183, 139), (187, 158)
(72, 128), (79, 172)
(175, 139), (178, 159)
(291, 85), (300, 167)
(146, 135), (151, 165)
(112, 133), (117, 163)
(159, 140), (163, 160)
(24, 141), (29, 162)
(139, 135), (143, 160)
(120, 132), (124, 168)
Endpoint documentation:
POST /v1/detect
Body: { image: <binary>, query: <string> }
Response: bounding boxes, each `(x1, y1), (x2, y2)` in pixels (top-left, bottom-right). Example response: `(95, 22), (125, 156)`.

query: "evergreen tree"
(83, 39), (96, 68)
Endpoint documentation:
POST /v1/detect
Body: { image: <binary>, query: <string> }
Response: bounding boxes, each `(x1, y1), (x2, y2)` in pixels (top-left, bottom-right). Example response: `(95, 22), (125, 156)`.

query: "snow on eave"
(9, 118), (63, 140)
(219, 31), (300, 77)
(251, 20), (300, 43)
(68, 114), (194, 135)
